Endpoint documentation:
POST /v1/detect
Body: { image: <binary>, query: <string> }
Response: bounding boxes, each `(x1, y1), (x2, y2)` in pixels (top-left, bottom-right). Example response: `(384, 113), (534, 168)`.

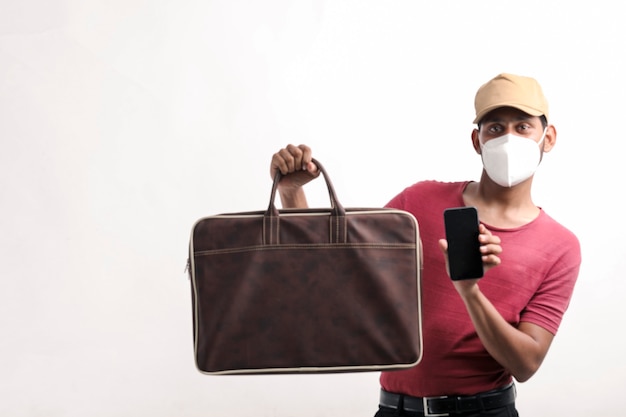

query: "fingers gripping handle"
(264, 158), (346, 245)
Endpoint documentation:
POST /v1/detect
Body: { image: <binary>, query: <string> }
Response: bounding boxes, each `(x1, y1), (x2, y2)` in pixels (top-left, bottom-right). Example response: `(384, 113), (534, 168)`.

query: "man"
(269, 73), (581, 416)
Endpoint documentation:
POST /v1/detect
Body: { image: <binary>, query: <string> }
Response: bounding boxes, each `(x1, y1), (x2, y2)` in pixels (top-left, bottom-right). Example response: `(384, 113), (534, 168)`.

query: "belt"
(379, 383), (516, 417)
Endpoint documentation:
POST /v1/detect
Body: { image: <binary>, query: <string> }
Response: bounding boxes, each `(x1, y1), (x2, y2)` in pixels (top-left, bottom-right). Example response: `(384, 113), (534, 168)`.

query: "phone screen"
(443, 207), (484, 280)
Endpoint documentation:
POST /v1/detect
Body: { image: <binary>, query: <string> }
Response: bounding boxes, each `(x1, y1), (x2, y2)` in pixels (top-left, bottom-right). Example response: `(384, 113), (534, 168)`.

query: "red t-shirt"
(380, 181), (581, 397)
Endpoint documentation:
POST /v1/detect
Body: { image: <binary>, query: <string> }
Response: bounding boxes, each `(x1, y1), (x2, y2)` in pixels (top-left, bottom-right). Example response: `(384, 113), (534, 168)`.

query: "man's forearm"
(279, 187), (309, 209)
(460, 286), (550, 382)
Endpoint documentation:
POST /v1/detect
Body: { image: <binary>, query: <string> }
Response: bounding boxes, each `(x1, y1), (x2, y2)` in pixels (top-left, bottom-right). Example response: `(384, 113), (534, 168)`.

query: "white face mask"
(479, 128), (547, 187)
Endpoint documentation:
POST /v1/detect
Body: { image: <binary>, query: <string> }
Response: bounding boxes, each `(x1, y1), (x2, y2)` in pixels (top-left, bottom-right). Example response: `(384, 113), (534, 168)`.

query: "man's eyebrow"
(482, 115), (532, 124)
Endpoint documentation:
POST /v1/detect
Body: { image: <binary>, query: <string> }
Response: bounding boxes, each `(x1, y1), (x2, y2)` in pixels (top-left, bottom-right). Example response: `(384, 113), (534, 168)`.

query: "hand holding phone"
(443, 206), (484, 280)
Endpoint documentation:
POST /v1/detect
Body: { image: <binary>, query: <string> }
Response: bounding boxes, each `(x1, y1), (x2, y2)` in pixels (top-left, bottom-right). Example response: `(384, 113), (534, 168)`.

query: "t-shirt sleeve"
(385, 191), (405, 210)
(519, 232), (581, 335)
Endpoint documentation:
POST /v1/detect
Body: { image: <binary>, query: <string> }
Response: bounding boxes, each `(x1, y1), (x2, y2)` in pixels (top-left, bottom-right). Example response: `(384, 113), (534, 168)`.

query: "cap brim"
(473, 103), (545, 124)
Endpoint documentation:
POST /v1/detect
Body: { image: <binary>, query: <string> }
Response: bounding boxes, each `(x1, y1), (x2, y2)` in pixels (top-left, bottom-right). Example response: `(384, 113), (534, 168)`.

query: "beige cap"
(473, 73), (549, 124)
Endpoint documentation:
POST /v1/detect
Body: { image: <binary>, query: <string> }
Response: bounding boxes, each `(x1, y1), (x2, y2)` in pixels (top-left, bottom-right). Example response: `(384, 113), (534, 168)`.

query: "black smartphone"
(443, 206), (484, 280)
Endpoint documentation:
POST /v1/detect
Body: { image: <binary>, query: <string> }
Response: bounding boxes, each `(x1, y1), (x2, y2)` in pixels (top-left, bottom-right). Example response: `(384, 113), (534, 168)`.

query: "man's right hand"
(270, 144), (320, 208)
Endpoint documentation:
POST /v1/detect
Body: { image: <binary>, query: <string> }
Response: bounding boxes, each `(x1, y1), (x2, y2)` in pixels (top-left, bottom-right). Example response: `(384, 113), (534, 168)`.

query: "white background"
(1, 1), (623, 416)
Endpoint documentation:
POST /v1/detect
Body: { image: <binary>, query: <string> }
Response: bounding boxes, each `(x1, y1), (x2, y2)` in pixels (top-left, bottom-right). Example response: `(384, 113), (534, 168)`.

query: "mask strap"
(537, 127), (549, 162)
(538, 127), (548, 147)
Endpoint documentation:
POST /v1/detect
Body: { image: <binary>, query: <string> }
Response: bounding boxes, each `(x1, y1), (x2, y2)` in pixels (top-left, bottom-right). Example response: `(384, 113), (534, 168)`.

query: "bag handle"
(264, 158), (346, 244)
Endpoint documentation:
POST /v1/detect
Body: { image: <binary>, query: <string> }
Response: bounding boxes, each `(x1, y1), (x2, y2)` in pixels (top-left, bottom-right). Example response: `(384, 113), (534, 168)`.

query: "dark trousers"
(374, 404), (519, 417)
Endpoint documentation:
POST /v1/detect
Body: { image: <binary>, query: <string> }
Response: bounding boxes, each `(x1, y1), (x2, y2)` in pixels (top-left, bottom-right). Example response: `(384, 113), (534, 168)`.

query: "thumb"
(438, 238), (448, 253)
(439, 238), (451, 277)
(305, 160), (319, 175)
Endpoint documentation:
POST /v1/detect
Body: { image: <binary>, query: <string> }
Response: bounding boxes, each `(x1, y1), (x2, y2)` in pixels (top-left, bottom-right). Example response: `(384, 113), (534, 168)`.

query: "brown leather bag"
(187, 159), (422, 375)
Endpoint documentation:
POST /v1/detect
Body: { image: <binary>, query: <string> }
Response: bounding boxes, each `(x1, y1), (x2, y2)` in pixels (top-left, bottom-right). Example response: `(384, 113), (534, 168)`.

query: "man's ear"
(471, 129), (482, 154)
(542, 125), (557, 153)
